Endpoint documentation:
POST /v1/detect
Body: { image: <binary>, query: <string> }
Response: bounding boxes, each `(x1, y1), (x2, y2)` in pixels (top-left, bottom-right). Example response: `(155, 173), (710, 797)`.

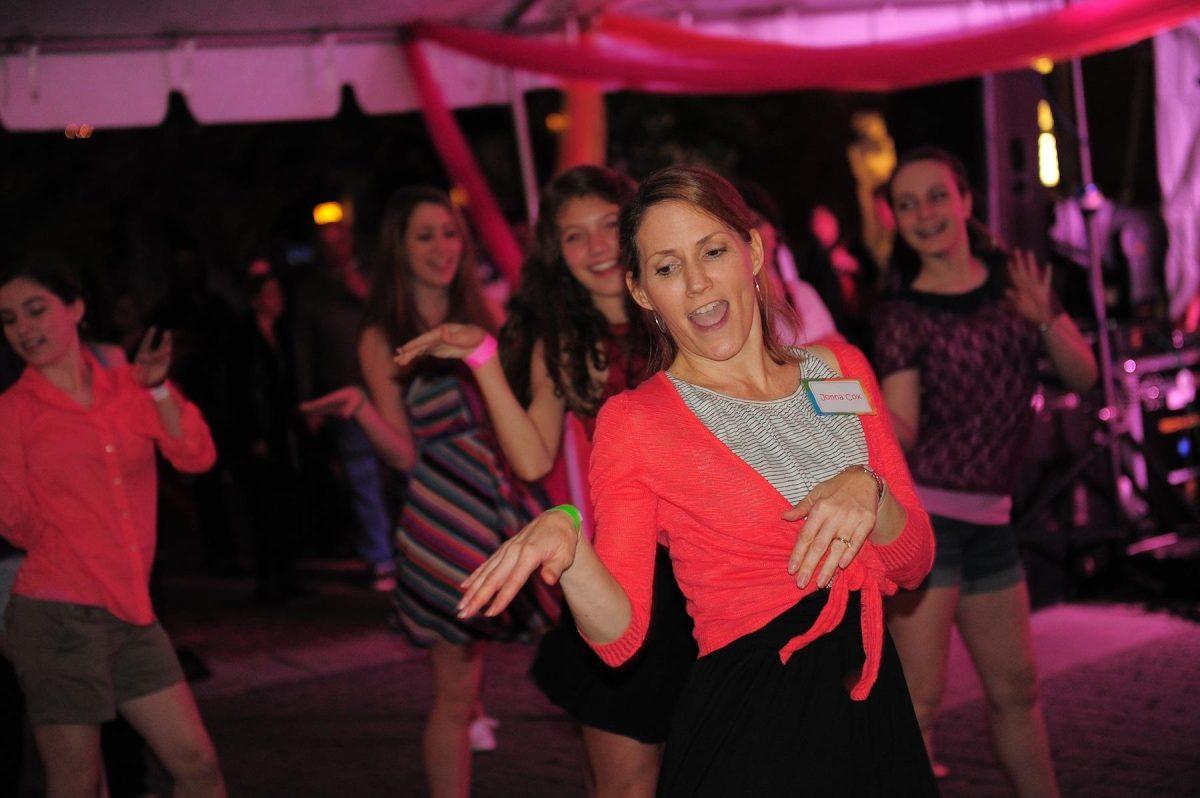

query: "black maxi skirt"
(531, 545), (698, 743)
(659, 591), (938, 797)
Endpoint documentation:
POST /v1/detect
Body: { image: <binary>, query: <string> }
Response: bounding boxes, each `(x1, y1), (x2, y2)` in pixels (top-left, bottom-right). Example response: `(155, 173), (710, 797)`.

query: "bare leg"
(118, 682), (224, 798)
(887, 585), (960, 773)
(957, 583), (1060, 798)
(425, 640), (484, 798)
(33, 724), (102, 798)
(580, 725), (663, 798)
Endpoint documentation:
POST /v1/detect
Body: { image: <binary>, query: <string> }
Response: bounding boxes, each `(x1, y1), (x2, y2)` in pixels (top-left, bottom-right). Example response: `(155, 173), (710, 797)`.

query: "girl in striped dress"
(393, 167), (698, 797)
(301, 187), (553, 798)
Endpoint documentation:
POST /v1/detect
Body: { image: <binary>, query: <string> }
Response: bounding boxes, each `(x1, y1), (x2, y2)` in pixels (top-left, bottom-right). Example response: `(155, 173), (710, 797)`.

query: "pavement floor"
(15, 559), (1200, 797)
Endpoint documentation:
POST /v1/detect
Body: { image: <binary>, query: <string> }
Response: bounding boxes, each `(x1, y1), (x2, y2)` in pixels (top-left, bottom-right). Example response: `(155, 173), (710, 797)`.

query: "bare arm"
(458, 509), (631, 643)
(461, 339), (566, 480)
(880, 369), (920, 452)
(355, 326), (418, 471)
(1041, 314), (1099, 393)
(395, 325), (567, 480)
(1007, 249), (1098, 393)
(460, 395), (658, 661)
(126, 329), (216, 472)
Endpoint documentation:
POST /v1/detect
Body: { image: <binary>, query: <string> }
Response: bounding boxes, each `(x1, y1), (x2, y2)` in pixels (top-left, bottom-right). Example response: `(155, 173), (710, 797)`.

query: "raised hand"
(131, 327), (172, 388)
(458, 509), (580, 619)
(393, 323), (488, 368)
(782, 466), (880, 589)
(1006, 248), (1055, 327)
(298, 386), (366, 420)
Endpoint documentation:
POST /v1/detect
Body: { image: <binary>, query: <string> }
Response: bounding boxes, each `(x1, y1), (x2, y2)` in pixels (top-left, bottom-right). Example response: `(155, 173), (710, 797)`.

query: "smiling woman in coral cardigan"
(459, 166), (937, 796)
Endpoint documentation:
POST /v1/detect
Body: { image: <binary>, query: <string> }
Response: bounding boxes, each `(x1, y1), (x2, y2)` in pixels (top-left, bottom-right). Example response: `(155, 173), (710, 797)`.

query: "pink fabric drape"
(401, 40), (524, 283)
(557, 81), (607, 173)
(416, 0), (1200, 93)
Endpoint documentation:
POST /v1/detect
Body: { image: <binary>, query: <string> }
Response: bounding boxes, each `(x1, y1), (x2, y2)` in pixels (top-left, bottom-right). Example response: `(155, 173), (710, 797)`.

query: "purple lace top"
(872, 266), (1042, 496)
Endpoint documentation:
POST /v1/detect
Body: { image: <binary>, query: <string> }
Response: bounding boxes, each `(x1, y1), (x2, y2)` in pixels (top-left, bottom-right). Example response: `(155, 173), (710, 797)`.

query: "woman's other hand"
(393, 323), (487, 368)
(298, 386), (366, 420)
(1006, 249), (1056, 327)
(782, 466), (880, 589)
(458, 509), (580, 619)
(131, 327), (172, 388)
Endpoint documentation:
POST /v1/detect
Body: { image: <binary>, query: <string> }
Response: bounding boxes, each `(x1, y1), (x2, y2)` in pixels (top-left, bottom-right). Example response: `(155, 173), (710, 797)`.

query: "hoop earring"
(652, 312), (666, 333)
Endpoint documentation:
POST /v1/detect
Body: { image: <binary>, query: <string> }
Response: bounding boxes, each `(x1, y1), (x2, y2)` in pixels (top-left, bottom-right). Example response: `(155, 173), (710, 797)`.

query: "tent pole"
(982, 72), (1002, 234)
(510, 70), (540, 227)
(1069, 54), (1124, 510)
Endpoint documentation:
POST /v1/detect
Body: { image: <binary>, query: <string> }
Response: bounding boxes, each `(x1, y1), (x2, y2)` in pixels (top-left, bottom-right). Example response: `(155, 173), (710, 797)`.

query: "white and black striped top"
(667, 352), (868, 505)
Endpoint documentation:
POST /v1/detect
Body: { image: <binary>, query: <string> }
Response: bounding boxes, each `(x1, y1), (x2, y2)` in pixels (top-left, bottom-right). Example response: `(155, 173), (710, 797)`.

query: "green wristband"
(550, 504), (582, 533)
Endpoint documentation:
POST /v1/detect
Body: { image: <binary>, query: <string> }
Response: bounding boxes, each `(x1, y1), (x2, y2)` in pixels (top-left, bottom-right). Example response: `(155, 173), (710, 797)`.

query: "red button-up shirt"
(0, 352), (216, 624)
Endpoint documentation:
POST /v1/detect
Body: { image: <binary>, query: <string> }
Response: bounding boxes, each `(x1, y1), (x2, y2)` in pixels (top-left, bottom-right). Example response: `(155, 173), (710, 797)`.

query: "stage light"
(1032, 57), (1055, 75)
(64, 123), (77, 139)
(312, 202), (344, 226)
(545, 112), (570, 134)
(1037, 132), (1060, 188)
(1037, 100), (1054, 133)
(78, 124), (93, 138)
(449, 186), (470, 208)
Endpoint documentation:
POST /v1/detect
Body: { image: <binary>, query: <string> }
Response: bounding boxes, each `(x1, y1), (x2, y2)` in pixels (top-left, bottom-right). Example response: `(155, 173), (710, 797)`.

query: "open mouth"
(428, 258), (457, 275)
(588, 260), (620, 276)
(687, 300), (729, 329)
(19, 336), (47, 355)
(915, 220), (950, 240)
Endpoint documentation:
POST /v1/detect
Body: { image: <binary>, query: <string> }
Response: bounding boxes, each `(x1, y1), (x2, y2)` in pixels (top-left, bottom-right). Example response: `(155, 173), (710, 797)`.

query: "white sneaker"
(468, 715), (499, 752)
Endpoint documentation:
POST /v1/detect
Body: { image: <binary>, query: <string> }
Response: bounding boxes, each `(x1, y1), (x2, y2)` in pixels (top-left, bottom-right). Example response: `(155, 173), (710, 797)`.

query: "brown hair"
(618, 166), (800, 372)
(500, 165), (649, 416)
(361, 187), (497, 355)
(884, 146), (1006, 291)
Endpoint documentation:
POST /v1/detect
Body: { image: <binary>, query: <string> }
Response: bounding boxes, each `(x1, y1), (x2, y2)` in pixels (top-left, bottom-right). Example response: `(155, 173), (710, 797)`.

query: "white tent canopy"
(0, 0), (1069, 131)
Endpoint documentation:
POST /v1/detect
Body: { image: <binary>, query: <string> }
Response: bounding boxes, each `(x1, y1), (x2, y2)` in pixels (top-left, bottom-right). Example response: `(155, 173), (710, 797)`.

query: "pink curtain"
(557, 81), (607, 173)
(401, 40), (524, 283)
(416, 0), (1200, 93)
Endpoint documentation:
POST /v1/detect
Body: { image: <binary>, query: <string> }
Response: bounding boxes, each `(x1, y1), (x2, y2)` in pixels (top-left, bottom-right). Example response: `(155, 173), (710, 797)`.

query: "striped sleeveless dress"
(393, 366), (556, 647)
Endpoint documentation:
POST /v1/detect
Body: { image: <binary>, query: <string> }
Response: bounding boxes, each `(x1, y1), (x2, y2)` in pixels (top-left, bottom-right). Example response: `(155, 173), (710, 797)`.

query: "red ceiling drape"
(417, 0), (1200, 93)
(401, 39), (525, 283)
(403, 0), (1199, 277)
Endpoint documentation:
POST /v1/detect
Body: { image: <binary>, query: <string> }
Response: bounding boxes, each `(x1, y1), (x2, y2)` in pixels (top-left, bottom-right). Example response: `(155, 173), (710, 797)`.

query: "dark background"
(0, 40), (1158, 338)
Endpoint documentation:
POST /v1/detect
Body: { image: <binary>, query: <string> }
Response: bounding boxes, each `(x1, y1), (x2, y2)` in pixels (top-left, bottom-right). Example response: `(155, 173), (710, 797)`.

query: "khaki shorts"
(4, 595), (184, 726)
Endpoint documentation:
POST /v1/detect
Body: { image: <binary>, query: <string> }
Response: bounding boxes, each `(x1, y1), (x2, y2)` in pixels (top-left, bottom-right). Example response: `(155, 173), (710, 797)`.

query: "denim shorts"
(925, 514), (1023, 595)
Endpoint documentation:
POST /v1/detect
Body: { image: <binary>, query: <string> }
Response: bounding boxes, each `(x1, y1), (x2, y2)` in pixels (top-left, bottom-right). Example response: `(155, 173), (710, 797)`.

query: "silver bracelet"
(843, 464), (886, 507)
(1038, 313), (1065, 335)
(148, 382), (171, 403)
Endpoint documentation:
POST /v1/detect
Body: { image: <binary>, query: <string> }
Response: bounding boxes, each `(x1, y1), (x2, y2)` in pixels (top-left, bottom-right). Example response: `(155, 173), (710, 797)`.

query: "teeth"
(689, 300), (724, 317)
(589, 261), (617, 273)
(687, 300), (729, 328)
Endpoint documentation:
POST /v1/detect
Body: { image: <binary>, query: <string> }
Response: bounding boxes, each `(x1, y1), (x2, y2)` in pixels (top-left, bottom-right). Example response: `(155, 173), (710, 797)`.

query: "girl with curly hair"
(395, 166), (697, 797)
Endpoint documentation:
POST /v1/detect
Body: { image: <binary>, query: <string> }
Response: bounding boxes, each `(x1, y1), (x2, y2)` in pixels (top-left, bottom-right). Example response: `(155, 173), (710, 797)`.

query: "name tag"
(803, 379), (875, 416)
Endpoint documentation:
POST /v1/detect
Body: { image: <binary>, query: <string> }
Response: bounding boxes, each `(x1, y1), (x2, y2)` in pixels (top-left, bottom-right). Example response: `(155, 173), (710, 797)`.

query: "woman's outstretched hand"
(131, 327), (173, 388)
(393, 323), (488, 368)
(782, 467), (880, 589)
(1006, 248), (1056, 327)
(298, 386), (366, 420)
(458, 509), (580, 619)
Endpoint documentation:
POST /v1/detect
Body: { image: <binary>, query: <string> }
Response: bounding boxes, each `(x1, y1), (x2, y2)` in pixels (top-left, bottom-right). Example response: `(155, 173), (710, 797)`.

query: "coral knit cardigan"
(585, 341), (934, 700)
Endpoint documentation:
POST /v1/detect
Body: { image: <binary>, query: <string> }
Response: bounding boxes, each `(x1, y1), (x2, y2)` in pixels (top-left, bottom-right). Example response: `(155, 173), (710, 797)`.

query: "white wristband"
(148, 383), (171, 403)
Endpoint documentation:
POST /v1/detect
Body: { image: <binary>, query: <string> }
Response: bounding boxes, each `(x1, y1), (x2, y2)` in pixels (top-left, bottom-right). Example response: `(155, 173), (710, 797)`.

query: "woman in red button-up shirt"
(0, 257), (226, 798)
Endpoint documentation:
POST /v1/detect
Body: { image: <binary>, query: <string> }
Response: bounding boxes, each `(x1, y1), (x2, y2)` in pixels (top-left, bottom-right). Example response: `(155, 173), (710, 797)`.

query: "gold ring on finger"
(836, 536), (852, 547)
